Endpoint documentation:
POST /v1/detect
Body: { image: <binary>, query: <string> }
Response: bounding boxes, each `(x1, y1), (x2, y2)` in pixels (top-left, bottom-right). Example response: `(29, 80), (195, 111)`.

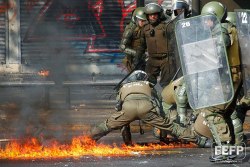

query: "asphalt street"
(0, 85), (249, 166)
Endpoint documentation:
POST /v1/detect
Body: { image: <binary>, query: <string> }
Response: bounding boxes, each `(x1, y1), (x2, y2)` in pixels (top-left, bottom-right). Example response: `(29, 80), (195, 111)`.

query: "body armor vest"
(119, 81), (152, 101)
(143, 22), (168, 56)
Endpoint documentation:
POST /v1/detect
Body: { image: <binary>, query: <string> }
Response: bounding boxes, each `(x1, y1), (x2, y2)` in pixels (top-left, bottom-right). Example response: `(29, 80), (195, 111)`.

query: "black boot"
(209, 153), (237, 162)
(159, 129), (169, 144)
(121, 125), (132, 146)
(209, 144), (238, 162)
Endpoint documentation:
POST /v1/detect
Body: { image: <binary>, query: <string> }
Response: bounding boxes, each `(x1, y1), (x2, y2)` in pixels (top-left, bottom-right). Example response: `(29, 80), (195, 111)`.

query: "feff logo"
(211, 143), (247, 162)
(215, 146), (244, 156)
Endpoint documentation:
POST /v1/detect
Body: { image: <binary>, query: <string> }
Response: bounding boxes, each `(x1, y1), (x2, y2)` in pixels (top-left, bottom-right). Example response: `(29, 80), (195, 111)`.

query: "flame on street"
(38, 70), (50, 77)
(0, 136), (195, 160)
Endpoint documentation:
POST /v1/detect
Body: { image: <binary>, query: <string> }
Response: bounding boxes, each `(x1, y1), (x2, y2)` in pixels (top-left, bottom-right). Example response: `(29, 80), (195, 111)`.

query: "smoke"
(0, 0), (123, 142)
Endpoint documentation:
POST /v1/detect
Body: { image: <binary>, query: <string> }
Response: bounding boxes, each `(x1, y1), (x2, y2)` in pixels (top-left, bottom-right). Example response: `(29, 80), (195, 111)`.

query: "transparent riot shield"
(175, 15), (234, 110)
(235, 9), (250, 99)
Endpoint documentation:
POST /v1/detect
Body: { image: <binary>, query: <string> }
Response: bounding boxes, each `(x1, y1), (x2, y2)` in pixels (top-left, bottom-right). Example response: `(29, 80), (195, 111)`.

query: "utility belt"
(124, 94), (152, 101)
(149, 54), (168, 60)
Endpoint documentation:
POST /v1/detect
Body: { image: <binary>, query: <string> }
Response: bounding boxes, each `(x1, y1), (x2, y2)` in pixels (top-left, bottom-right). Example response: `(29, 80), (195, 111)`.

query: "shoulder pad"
(156, 22), (166, 29)
(123, 27), (134, 38)
(143, 23), (151, 31)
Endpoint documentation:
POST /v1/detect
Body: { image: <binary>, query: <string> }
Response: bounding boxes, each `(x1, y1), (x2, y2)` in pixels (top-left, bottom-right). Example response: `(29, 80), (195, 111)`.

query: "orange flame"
(38, 70), (50, 77)
(0, 136), (196, 160)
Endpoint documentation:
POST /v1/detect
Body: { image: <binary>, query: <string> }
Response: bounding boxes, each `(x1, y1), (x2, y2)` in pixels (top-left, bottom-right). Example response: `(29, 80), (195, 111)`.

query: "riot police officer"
(161, 0), (191, 126)
(120, 7), (147, 72)
(172, 1), (244, 162)
(153, 1), (194, 139)
(142, 3), (176, 87)
(152, 0), (191, 139)
(224, 11), (245, 147)
(90, 70), (192, 144)
(119, 7), (147, 145)
(172, 0), (190, 18)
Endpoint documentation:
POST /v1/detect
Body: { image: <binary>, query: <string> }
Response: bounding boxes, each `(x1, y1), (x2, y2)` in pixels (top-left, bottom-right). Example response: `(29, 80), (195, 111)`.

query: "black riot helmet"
(125, 70), (148, 83)
(172, 0), (190, 17)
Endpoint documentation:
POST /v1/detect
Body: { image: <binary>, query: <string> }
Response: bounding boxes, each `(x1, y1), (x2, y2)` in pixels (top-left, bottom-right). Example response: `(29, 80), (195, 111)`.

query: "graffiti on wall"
(21, 0), (137, 54)
(22, 0), (171, 54)
(0, 0), (171, 74)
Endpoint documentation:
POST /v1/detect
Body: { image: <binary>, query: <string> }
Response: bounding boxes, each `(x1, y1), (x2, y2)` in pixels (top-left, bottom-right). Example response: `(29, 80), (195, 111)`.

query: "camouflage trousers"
(174, 108), (231, 143)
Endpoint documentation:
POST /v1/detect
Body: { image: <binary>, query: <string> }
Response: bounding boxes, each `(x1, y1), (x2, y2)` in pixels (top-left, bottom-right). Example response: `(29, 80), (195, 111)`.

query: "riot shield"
(166, 12), (185, 78)
(235, 9), (250, 99)
(175, 15), (234, 110)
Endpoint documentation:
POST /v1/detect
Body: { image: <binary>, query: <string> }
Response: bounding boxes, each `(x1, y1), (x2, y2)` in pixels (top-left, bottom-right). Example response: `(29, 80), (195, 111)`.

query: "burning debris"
(0, 136), (195, 160)
(37, 70), (50, 77)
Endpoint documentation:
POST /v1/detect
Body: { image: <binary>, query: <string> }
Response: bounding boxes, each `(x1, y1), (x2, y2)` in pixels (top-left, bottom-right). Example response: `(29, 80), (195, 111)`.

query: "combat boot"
(209, 143), (237, 162)
(195, 135), (213, 148)
(209, 153), (237, 162)
(121, 125), (132, 146)
(90, 121), (111, 141)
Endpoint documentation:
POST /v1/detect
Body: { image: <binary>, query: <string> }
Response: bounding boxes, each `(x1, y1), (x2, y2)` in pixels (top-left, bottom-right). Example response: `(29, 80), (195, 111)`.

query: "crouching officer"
(90, 70), (192, 144)
(173, 1), (245, 162)
(119, 7), (148, 145)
